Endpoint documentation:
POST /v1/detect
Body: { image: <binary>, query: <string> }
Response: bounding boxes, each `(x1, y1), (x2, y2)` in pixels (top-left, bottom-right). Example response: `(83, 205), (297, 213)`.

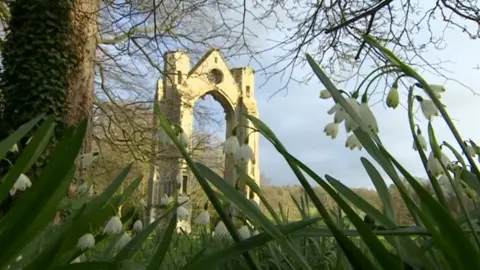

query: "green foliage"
(0, 0), (77, 177)
(3, 35), (480, 270)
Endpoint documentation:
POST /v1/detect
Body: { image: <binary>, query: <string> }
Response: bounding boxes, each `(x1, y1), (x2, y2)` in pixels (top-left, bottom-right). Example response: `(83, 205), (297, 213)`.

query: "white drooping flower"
(343, 98), (361, 132)
(238, 225), (251, 239)
(160, 194), (173, 206)
(177, 206), (190, 221)
(427, 151), (451, 177)
(9, 143), (19, 153)
(194, 210), (210, 225)
(328, 103), (346, 124)
(419, 98), (439, 121)
(359, 102), (378, 133)
(464, 141), (477, 157)
(386, 85), (399, 109)
(77, 233), (95, 250)
(323, 122), (339, 139)
(252, 230), (260, 236)
(235, 144), (255, 165)
(319, 89), (331, 99)
(178, 131), (189, 148)
(413, 130), (428, 151)
(139, 198), (147, 208)
(428, 84), (446, 98)
(103, 216), (123, 235)
(223, 135), (240, 156)
(132, 220), (143, 232)
(10, 173), (32, 196)
(115, 233), (131, 250)
(16, 255), (22, 262)
(345, 133), (362, 150)
(79, 152), (99, 168)
(214, 221), (229, 238)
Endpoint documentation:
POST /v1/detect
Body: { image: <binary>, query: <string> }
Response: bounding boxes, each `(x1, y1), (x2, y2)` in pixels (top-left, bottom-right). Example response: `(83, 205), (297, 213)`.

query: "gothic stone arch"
(148, 49), (260, 217)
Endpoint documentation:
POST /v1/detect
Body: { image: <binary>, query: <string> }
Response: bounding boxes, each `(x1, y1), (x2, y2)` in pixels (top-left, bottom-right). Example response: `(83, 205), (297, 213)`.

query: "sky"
(192, 3), (480, 189)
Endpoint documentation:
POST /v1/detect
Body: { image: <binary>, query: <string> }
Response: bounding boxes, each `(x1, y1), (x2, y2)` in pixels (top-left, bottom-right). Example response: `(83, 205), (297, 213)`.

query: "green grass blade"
(146, 212), (177, 270)
(182, 218), (319, 270)
(196, 162), (311, 269)
(0, 116), (55, 203)
(0, 114), (45, 159)
(51, 262), (117, 270)
(0, 119), (87, 267)
(115, 208), (172, 261)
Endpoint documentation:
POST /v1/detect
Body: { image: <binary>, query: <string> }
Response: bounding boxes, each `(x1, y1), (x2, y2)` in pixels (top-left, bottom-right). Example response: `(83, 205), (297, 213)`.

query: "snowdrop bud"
(223, 135), (240, 156)
(132, 220), (143, 232)
(413, 129), (428, 151)
(10, 174), (32, 196)
(238, 225), (251, 239)
(160, 194), (173, 206)
(319, 89), (331, 99)
(9, 143), (19, 153)
(235, 144), (255, 165)
(16, 255), (22, 262)
(103, 216), (123, 235)
(214, 221), (229, 238)
(386, 84), (399, 109)
(115, 233), (131, 250)
(194, 210), (210, 225)
(139, 199), (147, 208)
(359, 102), (378, 133)
(464, 141), (476, 157)
(428, 84), (446, 98)
(79, 152), (99, 167)
(77, 233), (95, 250)
(345, 133), (362, 150)
(178, 131), (189, 148)
(177, 206), (190, 221)
(323, 122), (339, 139)
(427, 151), (450, 177)
(253, 230), (260, 236)
(416, 96), (439, 121)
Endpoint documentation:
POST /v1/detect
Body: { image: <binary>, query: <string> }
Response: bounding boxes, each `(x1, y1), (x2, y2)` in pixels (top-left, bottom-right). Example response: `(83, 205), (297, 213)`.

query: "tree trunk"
(65, 0), (98, 154)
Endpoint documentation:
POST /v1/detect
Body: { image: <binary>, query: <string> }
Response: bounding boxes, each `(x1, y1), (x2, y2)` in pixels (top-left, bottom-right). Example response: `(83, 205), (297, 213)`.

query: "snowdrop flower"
(77, 233), (95, 250)
(79, 152), (99, 167)
(10, 174), (32, 196)
(386, 84), (399, 109)
(177, 206), (189, 221)
(103, 216), (123, 235)
(328, 103), (346, 124)
(427, 150), (451, 177)
(16, 255), (22, 262)
(343, 98), (361, 132)
(429, 84), (446, 98)
(194, 210), (210, 225)
(416, 96), (439, 121)
(252, 230), (260, 236)
(464, 141), (477, 157)
(345, 133), (362, 150)
(214, 221), (229, 238)
(115, 233), (131, 250)
(223, 135), (240, 156)
(359, 102), (378, 133)
(88, 185), (95, 197)
(319, 89), (331, 99)
(413, 129), (428, 151)
(139, 198), (147, 208)
(238, 225), (251, 239)
(235, 144), (255, 165)
(160, 194), (173, 206)
(9, 143), (18, 153)
(323, 122), (339, 139)
(71, 256), (81, 264)
(132, 220), (143, 232)
(178, 131), (189, 148)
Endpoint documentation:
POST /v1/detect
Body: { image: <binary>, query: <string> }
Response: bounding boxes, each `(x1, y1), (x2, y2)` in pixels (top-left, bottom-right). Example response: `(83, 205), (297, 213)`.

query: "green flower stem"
(407, 88), (449, 208)
(354, 65), (398, 96)
(362, 69), (402, 100)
